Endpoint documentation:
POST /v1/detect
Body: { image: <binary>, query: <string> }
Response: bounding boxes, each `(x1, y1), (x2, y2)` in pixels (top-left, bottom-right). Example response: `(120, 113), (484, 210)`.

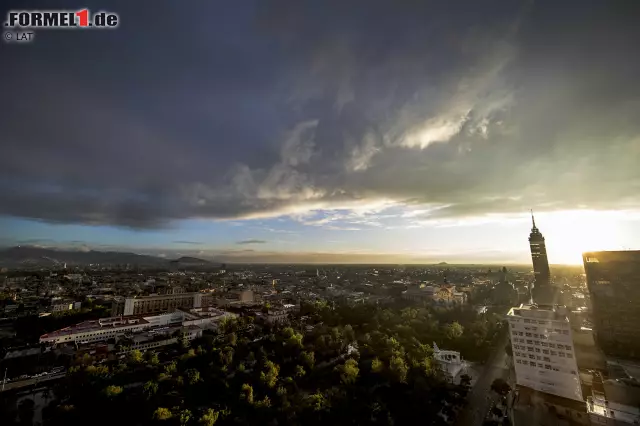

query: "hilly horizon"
(0, 246), (212, 268)
(0, 245), (588, 270)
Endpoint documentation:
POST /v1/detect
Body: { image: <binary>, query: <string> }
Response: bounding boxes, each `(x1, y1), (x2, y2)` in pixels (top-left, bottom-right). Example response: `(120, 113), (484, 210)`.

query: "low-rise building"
(41, 315), (152, 345)
(40, 307), (236, 345)
(214, 290), (259, 307)
(51, 300), (78, 313)
(433, 342), (465, 382)
(263, 310), (288, 324)
(587, 372), (640, 425)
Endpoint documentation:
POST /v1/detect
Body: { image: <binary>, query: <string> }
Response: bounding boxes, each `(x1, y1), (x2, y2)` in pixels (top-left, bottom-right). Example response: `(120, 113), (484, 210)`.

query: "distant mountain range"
(170, 256), (212, 265)
(0, 246), (213, 268)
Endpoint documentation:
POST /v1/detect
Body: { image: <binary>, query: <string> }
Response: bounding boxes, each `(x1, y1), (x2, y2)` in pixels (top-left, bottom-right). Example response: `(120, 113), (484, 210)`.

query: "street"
(1, 372), (66, 392)
(456, 332), (512, 426)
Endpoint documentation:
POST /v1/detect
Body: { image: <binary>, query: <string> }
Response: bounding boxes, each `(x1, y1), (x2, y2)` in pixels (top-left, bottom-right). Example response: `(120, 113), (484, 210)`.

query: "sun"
(542, 211), (625, 265)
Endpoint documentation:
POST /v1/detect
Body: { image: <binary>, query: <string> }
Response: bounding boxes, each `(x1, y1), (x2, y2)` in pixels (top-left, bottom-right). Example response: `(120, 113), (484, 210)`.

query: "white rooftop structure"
(40, 308), (236, 345)
(433, 342), (465, 381)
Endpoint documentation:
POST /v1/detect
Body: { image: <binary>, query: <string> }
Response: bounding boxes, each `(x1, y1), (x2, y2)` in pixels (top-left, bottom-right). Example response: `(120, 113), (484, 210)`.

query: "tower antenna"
(531, 209), (537, 228)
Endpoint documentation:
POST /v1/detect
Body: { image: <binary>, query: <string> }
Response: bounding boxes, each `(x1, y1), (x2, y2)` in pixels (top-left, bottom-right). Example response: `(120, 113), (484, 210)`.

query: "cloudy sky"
(2, 0), (640, 264)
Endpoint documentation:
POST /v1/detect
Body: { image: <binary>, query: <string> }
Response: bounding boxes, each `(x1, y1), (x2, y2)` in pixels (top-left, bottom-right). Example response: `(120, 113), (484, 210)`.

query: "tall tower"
(529, 211), (553, 304)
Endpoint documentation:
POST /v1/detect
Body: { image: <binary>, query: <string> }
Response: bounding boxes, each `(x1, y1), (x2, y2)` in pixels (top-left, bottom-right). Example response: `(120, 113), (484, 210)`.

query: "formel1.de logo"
(4, 9), (119, 43)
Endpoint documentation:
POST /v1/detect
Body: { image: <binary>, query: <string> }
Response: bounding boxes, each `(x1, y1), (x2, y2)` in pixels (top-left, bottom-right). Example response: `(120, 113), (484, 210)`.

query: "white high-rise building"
(507, 304), (583, 402)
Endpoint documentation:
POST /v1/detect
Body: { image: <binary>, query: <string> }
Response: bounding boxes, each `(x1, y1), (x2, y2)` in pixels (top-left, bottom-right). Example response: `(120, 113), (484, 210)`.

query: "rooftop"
(40, 315), (150, 339)
(507, 303), (569, 322)
(128, 292), (197, 300)
(187, 306), (230, 318)
(603, 378), (640, 407)
(517, 385), (586, 411)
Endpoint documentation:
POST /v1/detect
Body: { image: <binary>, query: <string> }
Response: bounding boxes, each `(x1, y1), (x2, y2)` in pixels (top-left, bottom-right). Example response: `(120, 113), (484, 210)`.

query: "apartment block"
(123, 292), (213, 315)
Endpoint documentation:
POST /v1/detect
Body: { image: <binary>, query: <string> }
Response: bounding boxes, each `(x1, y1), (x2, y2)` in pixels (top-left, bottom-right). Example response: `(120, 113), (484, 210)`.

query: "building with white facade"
(51, 301), (74, 313)
(50, 299), (81, 313)
(264, 310), (288, 324)
(507, 304), (583, 402)
(213, 290), (258, 307)
(123, 292), (214, 315)
(40, 307), (236, 345)
(40, 315), (153, 345)
(120, 291), (258, 316)
(433, 342), (465, 382)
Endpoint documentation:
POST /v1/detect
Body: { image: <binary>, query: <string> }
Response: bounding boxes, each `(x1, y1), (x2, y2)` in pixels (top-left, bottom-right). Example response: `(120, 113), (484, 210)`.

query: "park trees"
(445, 322), (464, 340)
(300, 350), (315, 369)
(144, 381), (159, 399)
(39, 299), (492, 426)
(102, 385), (123, 398)
(145, 351), (159, 366)
(127, 349), (143, 364)
(198, 408), (219, 426)
(260, 360), (280, 388)
(371, 357), (384, 374)
(335, 358), (359, 385)
(186, 369), (201, 385)
(240, 383), (254, 404)
(153, 407), (172, 421)
(389, 355), (408, 383)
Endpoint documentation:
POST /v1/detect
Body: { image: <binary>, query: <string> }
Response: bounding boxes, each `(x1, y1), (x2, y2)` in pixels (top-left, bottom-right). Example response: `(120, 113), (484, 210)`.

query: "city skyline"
(3, 1), (640, 265)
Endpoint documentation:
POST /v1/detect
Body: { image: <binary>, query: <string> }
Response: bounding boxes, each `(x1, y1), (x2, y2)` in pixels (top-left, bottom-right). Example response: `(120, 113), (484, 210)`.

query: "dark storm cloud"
(236, 240), (267, 245)
(1, 0), (639, 228)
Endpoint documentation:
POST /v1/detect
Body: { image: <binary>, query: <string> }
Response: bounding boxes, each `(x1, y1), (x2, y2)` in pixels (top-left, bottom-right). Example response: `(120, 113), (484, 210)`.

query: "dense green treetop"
(38, 300), (502, 426)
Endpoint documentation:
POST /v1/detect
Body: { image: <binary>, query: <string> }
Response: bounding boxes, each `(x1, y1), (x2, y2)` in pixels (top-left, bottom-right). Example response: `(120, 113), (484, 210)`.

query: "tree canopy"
(39, 300), (503, 426)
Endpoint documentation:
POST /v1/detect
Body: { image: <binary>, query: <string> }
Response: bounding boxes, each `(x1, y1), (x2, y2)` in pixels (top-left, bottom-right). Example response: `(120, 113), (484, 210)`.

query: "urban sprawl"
(1, 215), (639, 426)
